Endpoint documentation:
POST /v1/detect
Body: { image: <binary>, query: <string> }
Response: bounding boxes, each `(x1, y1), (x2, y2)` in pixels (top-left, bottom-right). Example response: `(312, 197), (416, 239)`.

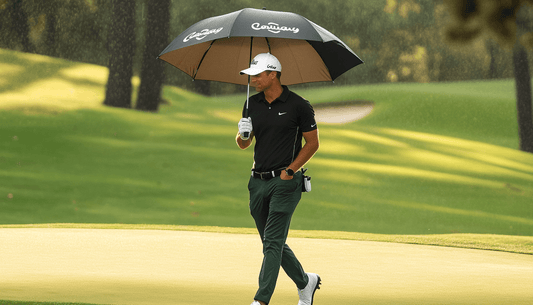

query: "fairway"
(1, 228), (532, 305)
(2, 48), (533, 235)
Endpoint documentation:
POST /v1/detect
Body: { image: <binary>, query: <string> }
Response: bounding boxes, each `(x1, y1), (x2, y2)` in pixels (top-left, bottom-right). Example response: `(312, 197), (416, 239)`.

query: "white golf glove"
(238, 117), (253, 140)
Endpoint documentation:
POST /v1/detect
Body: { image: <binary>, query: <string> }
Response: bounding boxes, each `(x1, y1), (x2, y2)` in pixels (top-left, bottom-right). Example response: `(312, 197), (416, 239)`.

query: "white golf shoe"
(297, 273), (321, 305)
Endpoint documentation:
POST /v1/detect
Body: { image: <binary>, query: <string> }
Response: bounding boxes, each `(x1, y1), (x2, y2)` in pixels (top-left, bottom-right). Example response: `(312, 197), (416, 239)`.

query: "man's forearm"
(287, 129), (319, 172)
(287, 140), (319, 171)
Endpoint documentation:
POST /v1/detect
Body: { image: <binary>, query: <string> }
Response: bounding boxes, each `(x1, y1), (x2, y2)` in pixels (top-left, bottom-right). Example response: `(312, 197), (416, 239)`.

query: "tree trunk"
(135, 0), (171, 112)
(512, 43), (533, 153)
(45, 0), (59, 58)
(487, 40), (497, 79)
(103, 0), (136, 109)
(12, 0), (33, 53)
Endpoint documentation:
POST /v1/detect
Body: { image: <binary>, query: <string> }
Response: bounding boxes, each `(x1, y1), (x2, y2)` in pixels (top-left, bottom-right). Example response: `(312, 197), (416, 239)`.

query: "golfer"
(236, 53), (321, 305)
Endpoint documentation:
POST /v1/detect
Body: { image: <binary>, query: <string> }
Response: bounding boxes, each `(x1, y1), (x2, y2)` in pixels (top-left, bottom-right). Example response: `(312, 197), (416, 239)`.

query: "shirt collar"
(259, 85), (290, 104)
(278, 85), (290, 103)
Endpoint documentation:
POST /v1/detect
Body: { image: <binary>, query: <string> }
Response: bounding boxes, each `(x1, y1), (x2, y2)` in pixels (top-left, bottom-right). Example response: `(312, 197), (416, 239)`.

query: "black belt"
(251, 169), (283, 180)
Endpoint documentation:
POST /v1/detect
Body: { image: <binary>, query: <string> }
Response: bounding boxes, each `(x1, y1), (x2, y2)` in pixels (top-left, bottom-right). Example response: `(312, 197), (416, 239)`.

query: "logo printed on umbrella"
(183, 27), (224, 42)
(251, 22), (299, 34)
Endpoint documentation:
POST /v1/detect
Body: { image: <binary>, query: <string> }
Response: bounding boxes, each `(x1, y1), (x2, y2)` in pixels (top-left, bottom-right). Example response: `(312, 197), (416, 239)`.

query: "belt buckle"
(254, 170), (275, 180)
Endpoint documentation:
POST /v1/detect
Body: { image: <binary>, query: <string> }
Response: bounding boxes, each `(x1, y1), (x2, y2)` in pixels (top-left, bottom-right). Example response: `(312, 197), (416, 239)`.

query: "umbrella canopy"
(158, 8), (363, 86)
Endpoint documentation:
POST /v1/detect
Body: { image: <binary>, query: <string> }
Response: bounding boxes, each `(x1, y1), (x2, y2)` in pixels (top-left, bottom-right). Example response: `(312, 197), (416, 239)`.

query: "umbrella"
(159, 7), (362, 85)
(158, 7), (363, 137)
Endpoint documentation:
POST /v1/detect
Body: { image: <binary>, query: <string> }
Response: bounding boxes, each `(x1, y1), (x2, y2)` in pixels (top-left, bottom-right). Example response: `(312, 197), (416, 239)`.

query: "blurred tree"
(445, 0), (533, 153)
(0, 0), (520, 94)
(377, 0), (434, 82)
(104, 0), (136, 109)
(0, 0), (34, 52)
(44, 0), (59, 58)
(136, 0), (171, 111)
(53, 0), (110, 64)
(14, 0), (33, 52)
(166, 0), (252, 95)
(486, 39), (498, 79)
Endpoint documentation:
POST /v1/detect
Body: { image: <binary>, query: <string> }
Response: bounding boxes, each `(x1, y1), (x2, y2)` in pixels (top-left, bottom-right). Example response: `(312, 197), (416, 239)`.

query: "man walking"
(236, 53), (321, 305)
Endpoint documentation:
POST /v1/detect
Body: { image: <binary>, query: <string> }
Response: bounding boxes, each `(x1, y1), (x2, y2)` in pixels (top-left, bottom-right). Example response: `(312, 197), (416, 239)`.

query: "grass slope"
(1, 48), (532, 236)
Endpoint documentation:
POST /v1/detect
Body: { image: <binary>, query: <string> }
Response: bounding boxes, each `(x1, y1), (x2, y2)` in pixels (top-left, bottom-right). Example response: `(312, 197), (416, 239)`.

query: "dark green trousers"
(248, 171), (309, 304)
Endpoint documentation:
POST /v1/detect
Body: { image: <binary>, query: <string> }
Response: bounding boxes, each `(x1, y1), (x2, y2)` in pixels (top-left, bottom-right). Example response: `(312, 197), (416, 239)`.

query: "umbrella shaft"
(244, 77), (250, 118)
(244, 36), (253, 119)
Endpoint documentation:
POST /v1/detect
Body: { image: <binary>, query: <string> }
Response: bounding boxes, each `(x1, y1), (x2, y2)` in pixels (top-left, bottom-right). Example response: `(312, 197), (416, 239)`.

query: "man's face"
(250, 71), (275, 92)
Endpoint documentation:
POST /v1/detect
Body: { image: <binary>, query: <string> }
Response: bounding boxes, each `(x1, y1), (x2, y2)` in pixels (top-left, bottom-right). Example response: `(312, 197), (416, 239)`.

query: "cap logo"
(241, 53), (281, 75)
(251, 22), (299, 34)
(183, 27), (224, 42)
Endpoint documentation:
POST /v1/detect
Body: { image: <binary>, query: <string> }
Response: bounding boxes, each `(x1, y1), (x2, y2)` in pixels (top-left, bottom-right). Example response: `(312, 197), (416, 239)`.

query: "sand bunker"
(314, 100), (374, 124)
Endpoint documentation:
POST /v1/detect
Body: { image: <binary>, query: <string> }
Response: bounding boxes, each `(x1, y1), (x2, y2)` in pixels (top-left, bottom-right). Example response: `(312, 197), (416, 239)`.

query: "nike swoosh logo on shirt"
(311, 123), (317, 128)
(279, 112), (287, 116)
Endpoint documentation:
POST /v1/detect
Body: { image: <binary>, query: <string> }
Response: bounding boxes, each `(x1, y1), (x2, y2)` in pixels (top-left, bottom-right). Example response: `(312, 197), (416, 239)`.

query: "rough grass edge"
(1, 223), (532, 255)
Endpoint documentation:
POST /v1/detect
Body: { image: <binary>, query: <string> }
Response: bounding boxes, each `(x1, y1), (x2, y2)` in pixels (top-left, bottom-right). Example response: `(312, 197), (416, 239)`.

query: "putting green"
(1, 229), (532, 304)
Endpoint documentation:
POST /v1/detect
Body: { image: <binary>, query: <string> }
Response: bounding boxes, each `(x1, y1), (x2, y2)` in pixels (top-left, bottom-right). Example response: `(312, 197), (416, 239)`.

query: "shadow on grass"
(0, 49), (105, 94)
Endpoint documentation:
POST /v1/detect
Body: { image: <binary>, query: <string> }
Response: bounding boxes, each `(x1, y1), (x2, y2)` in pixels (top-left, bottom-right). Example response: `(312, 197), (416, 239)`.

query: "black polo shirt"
(242, 85), (317, 172)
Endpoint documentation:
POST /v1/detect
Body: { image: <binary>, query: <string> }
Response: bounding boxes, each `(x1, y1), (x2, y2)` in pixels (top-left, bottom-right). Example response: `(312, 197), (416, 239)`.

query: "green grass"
(1, 48), (533, 237)
(0, 296), (104, 305)
(2, 223), (532, 255)
(1, 48), (533, 305)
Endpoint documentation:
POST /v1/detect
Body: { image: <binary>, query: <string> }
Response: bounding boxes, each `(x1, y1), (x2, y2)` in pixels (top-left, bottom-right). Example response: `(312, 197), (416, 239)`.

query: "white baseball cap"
(240, 53), (282, 76)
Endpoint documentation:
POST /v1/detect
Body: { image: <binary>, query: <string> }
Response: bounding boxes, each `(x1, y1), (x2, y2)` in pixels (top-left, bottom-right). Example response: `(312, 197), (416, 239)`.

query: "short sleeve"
(300, 99), (317, 132)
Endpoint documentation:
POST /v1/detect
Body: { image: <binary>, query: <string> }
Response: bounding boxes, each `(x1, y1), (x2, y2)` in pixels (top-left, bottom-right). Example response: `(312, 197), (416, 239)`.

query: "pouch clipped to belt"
(301, 168), (312, 193)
